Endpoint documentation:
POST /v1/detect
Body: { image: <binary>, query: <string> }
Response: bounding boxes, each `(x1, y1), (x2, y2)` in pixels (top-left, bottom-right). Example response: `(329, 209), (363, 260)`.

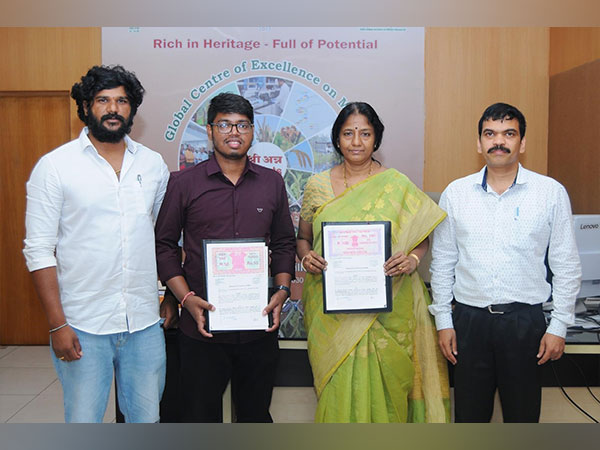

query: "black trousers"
(177, 331), (279, 423)
(453, 302), (546, 423)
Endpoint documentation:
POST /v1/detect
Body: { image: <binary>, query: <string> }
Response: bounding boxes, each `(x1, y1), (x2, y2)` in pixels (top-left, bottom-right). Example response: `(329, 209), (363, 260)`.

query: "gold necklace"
(344, 160), (373, 189)
(114, 145), (126, 178)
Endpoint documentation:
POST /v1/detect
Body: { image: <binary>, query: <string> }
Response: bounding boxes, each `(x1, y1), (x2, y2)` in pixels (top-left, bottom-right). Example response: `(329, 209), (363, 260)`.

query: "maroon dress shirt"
(155, 155), (296, 343)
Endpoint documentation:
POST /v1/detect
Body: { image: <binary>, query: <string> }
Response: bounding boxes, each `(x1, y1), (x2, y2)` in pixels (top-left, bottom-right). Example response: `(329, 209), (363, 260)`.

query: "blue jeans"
(50, 322), (166, 423)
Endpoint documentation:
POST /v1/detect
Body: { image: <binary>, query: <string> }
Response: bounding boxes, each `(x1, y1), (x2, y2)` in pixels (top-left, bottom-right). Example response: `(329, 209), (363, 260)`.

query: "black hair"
(70, 65), (145, 123)
(207, 92), (254, 124)
(478, 102), (526, 139)
(331, 102), (384, 155)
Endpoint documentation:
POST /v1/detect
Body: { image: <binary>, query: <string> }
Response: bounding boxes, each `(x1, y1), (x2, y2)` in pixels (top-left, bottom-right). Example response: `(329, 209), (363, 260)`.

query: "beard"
(87, 110), (133, 143)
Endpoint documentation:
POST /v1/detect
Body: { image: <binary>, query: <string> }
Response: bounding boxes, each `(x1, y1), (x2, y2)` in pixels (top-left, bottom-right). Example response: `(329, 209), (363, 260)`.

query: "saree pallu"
(302, 169), (450, 422)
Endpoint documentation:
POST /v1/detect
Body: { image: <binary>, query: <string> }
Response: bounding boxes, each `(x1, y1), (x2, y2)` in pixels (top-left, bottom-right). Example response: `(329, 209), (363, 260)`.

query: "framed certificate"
(321, 221), (392, 314)
(203, 239), (271, 332)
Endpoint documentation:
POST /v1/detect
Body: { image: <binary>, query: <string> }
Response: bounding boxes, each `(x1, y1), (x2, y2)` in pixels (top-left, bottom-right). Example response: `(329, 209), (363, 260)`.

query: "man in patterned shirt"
(429, 102), (581, 422)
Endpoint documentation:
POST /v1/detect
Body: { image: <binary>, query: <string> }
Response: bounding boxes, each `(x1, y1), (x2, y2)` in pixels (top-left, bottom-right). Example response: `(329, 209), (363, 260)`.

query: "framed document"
(203, 239), (271, 332)
(321, 221), (392, 314)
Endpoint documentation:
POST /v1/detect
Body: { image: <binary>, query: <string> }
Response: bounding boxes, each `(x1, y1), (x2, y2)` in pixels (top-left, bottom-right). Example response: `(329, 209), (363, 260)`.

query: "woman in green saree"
(296, 102), (450, 422)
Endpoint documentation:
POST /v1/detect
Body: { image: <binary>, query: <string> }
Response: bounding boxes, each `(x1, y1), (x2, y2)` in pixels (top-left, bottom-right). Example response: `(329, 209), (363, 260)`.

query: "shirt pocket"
(508, 206), (550, 251)
(122, 178), (159, 216)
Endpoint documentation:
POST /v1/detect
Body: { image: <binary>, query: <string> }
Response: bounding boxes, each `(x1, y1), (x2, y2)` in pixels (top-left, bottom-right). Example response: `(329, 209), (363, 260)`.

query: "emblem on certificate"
(321, 221), (392, 314)
(203, 239), (272, 332)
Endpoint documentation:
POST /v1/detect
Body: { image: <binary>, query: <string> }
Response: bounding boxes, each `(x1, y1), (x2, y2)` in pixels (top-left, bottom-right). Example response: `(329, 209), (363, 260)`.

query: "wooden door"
(0, 92), (71, 344)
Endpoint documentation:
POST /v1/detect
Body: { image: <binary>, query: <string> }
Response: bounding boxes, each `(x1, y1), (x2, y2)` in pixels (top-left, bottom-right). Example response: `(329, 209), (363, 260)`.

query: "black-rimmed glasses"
(210, 121), (254, 134)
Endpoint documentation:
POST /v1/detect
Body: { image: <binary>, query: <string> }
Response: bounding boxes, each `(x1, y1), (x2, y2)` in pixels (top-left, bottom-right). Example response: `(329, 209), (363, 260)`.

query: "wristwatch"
(275, 285), (291, 298)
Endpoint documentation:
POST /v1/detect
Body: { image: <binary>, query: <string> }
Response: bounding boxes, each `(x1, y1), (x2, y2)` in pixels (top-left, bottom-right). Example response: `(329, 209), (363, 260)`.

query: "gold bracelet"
(408, 253), (420, 266)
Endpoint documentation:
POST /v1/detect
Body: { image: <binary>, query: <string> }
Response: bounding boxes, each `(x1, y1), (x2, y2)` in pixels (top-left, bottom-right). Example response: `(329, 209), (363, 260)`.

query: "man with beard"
(429, 102), (581, 422)
(23, 65), (170, 422)
(155, 93), (295, 422)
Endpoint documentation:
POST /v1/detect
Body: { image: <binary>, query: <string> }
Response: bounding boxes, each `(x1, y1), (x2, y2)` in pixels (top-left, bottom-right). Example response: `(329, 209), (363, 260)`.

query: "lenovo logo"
(580, 223), (599, 230)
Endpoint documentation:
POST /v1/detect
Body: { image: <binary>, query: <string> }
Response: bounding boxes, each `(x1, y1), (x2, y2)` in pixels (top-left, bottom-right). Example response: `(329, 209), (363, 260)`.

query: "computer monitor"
(572, 214), (600, 299)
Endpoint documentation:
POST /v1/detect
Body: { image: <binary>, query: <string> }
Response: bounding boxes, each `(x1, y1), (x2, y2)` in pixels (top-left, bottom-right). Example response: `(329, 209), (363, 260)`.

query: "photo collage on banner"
(102, 27), (425, 338)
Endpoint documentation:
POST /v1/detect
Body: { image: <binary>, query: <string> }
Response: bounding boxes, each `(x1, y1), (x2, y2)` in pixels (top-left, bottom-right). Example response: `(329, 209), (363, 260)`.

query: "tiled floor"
(1, 345), (598, 423)
(0, 345), (314, 423)
(0, 345), (115, 423)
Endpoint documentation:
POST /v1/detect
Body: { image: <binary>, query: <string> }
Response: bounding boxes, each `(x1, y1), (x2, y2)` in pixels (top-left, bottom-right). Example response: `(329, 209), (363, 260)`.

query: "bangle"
(300, 255), (309, 271)
(408, 253), (420, 266)
(180, 290), (195, 306)
(49, 322), (68, 334)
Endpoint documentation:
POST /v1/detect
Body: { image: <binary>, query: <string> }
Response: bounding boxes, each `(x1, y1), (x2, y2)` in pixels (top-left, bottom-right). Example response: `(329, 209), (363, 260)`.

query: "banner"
(103, 27), (425, 338)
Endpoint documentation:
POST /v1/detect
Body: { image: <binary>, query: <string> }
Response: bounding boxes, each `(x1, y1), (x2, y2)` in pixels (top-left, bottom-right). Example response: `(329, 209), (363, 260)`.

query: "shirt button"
(235, 232), (239, 236)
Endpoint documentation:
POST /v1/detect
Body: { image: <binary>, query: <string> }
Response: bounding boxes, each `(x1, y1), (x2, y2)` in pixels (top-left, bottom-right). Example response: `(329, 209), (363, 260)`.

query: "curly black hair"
(70, 65), (145, 123)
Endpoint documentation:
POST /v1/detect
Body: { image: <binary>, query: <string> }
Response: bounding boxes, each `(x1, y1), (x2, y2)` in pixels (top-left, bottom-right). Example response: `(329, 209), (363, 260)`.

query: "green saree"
(301, 168), (450, 423)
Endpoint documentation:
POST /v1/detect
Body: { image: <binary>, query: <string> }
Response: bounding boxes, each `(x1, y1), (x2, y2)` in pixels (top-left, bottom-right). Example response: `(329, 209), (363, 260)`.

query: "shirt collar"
(513, 164), (529, 185)
(478, 163), (525, 192)
(206, 154), (258, 177)
(78, 127), (138, 154)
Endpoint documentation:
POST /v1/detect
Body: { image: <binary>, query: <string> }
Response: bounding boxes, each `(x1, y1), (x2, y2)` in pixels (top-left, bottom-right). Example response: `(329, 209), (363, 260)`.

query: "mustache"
(487, 145), (510, 154)
(101, 113), (126, 123)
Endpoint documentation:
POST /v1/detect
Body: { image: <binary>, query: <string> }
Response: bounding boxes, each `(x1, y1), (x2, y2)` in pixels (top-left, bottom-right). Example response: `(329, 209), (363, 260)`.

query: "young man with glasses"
(155, 92), (295, 422)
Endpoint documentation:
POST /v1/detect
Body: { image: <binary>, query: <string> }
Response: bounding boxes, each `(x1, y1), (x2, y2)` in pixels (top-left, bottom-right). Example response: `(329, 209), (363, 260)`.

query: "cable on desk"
(551, 360), (599, 423)
(563, 354), (600, 406)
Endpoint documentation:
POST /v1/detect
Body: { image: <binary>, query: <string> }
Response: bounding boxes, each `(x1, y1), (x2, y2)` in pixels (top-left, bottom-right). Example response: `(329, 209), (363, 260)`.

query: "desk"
(565, 330), (600, 354)
(565, 345), (600, 354)
(274, 333), (600, 393)
(279, 340), (307, 350)
(280, 337), (600, 353)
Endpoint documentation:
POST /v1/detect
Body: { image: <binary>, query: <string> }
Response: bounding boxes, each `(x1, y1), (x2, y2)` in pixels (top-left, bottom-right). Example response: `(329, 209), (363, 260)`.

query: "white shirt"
(23, 128), (170, 334)
(429, 165), (581, 338)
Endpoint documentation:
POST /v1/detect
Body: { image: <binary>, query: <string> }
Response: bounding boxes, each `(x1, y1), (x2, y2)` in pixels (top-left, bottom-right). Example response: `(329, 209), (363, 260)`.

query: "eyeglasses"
(210, 121), (254, 134)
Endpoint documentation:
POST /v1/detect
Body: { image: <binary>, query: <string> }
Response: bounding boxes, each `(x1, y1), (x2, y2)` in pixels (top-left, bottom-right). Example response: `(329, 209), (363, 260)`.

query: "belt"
(458, 302), (541, 315)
